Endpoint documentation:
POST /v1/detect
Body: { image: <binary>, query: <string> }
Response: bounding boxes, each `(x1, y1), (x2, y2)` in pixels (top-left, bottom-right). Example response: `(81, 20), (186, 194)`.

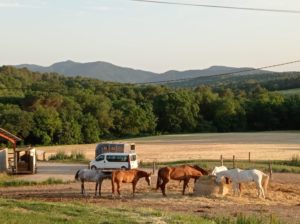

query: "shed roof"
(0, 128), (22, 144)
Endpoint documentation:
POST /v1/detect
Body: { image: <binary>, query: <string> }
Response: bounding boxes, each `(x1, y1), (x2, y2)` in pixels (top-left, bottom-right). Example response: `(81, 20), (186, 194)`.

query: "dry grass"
(1, 173), (299, 223)
(36, 132), (300, 162)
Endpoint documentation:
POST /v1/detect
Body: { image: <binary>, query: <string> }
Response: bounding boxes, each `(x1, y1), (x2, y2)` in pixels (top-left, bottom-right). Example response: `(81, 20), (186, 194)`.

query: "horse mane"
(190, 165), (209, 175)
(137, 169), (150, 177)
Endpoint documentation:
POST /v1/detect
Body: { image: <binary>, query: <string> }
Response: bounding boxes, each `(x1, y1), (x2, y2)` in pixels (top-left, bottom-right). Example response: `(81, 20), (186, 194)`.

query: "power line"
(131, 0), (300, 14)
(135, 59), (300, 85)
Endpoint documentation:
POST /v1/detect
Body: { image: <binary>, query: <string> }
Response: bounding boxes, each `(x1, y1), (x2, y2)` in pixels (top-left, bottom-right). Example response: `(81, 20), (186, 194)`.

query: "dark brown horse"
(111, 169), (152, 197)
(156, 165), (207, 196)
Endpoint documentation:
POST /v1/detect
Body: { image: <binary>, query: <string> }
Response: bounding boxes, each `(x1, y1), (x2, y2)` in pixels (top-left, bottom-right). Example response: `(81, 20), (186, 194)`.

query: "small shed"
(0, 128), (36, 174)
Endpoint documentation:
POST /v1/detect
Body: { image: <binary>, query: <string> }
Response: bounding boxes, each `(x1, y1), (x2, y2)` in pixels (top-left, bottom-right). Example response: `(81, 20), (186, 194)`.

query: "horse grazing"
(178, 165), (209, 185)
(212, 166), (243, 191)
(75, 168), (111, 196)
(156, 165), (206, 196)
(216, 168), (269, 198)
(111, 169), (152, 197)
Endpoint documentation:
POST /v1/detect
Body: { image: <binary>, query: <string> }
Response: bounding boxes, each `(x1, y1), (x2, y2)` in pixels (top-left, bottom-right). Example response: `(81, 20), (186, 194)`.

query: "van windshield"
(96, 154), (104, 161)
(106, 155), (129, 162)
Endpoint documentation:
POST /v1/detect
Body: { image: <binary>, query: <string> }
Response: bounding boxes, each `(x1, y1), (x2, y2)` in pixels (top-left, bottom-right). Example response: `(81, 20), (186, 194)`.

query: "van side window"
(106, 155), (129, 162)
(96, 154), (104, 161)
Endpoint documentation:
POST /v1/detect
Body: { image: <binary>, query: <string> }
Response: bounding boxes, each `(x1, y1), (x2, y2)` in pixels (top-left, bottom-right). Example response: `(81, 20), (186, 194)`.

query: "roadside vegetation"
(0, 198), (283, 224)
(0, 176), (70, 187)
(48, 150), (86, 162)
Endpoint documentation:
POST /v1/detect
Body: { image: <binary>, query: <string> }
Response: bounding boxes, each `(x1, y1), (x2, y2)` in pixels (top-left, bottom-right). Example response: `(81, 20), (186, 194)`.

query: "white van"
(89, 152), (138, 170)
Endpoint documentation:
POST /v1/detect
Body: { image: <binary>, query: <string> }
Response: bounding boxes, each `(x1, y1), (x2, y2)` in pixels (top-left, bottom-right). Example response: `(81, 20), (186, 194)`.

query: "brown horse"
(178, 165), (209, 186)
(111, 169), (152, 197)
(156, 165), (207, 196)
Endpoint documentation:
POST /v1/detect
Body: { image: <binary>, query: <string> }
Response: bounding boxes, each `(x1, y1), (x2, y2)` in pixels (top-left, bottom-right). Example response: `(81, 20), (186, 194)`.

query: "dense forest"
(0, 66), (300, 146)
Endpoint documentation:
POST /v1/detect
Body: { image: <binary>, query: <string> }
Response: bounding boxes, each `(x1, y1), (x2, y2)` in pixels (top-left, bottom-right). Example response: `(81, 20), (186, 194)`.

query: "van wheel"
(91, 166), (97, 170)
(121, 166), (127, 170)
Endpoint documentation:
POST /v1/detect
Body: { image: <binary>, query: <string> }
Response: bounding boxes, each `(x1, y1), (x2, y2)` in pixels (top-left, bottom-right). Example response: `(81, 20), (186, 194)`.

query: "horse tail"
(156, 168), (162, 190)
(75, 169), (80, 181)
(262, 173), (269, 194)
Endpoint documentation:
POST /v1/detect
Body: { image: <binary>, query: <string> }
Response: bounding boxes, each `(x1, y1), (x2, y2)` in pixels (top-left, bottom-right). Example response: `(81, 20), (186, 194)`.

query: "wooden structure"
(0, 128), (36, 174)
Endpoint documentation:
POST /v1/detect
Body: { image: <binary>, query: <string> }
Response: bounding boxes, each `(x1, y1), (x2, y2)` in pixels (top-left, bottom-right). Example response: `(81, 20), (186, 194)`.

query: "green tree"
(31, 107), (62, 145)
(154, 91), (199, 133)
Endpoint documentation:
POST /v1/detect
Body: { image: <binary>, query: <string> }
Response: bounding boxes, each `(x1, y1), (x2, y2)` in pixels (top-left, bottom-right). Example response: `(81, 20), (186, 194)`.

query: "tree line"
(0, 66), (299, 146)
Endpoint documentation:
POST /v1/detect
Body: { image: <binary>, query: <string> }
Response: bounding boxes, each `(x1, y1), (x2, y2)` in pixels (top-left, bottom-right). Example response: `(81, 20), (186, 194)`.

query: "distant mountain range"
(15, 60), (269, 84)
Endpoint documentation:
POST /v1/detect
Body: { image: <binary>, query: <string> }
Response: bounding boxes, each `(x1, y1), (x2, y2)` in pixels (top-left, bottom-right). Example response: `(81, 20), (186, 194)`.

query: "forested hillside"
(169, 71), (300, 91)
(0, 66), (300, 146)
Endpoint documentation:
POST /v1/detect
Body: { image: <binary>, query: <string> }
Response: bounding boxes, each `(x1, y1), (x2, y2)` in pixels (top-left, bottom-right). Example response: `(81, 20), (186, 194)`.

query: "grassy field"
(0, 198), (283, 224)
(37, 132), (300, 162)
(277, 88), (300, 96)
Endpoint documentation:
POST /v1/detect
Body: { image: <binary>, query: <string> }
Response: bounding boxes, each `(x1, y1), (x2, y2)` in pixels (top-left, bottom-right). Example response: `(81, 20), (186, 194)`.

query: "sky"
(0, 0), (300, 73)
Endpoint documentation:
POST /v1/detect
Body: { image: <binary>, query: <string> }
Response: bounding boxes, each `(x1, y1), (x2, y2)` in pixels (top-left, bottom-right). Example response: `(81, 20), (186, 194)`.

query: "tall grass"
(49, 150), (86, 161)
(0, 177), (69, 187)
(288, 154), (300, 166)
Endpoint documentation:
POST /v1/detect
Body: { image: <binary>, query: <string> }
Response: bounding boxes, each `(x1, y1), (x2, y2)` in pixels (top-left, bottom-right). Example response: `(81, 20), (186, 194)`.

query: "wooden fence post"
(233, 155), (236, 168)
(43, 152), (46, 161)
(268, 162), (272, 180)
(152, 161), (156, 174)
(220, 155), (223, 166)
(248, 152), (251, 163)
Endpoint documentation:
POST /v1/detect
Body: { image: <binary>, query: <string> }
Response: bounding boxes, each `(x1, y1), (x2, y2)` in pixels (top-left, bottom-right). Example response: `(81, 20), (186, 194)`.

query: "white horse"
(75, 168), (111, 196)
(216, 168), (269, 198)
(211, 165), (228, 176)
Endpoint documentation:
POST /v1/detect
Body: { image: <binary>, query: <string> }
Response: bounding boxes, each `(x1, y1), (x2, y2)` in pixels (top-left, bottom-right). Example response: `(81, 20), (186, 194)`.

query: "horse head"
(215, 172), (226, 183)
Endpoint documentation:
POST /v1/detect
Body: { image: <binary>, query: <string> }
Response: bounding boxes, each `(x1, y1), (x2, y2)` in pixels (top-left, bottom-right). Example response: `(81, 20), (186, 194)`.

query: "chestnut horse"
(156, 165), (207, 196)
(111, 169), (152, 197)
(178, 165), (209, 186)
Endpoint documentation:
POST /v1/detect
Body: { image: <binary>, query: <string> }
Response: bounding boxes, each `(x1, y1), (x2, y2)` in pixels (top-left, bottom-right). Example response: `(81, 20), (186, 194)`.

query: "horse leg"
(182, 178), (190, 195)
(239, 183), (242, 197)
(95, 181), (98, 196)
(99, 179), (103, 197)
(257, 181), (265, 198)
(132, 182), (137, 197)
(117, 182), (121, 196)
(81, 180), (84, 195)
(161, 179), (169, 197)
